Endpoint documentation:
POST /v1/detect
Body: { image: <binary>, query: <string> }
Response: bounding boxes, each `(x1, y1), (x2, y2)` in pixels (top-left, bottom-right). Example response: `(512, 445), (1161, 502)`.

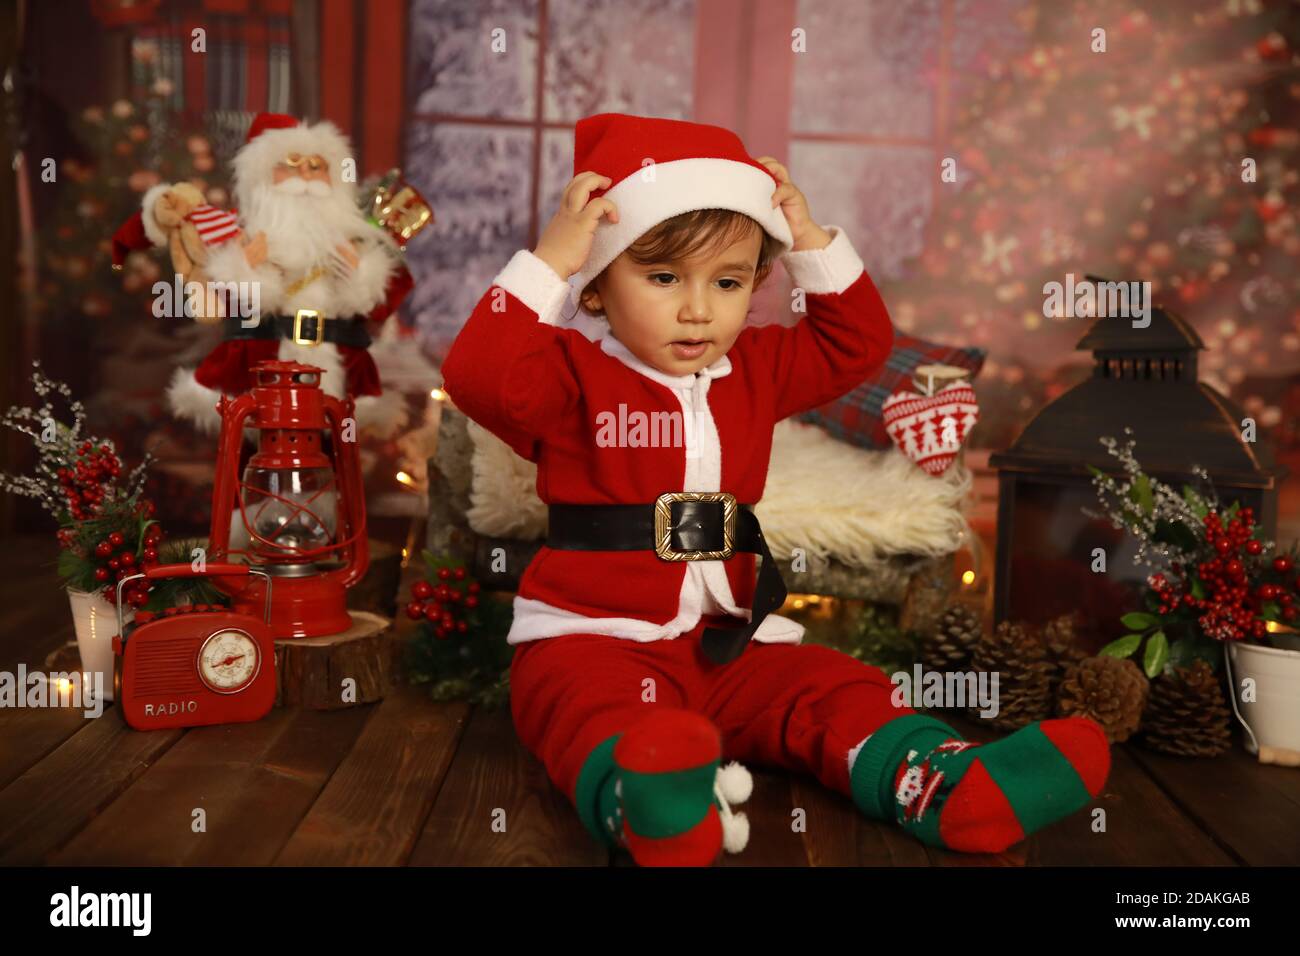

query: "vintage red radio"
(111, 563), (276, 731)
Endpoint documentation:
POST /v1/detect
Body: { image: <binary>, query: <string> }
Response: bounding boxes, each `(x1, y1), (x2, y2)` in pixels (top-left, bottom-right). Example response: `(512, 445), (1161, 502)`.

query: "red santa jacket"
(440, 226), (895, 647)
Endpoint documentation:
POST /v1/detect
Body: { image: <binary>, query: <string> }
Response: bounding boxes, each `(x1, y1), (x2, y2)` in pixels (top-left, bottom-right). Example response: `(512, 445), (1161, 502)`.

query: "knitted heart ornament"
(882, 380), (979, 475)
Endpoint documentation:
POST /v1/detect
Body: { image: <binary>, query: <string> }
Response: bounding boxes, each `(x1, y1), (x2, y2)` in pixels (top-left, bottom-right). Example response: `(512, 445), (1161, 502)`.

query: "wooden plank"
(409, 705), (607, 866)
(0, 704), (89, 791)
(50, 704), (371, 865)
(791, 777), (932, 866)
(0, 708), (184, 864)
(0, 600), (76, 679)
(1022, 743), (1233, 866)
(1127, 742), (1300, 866)
(273, 684), (468, 866)
(0, 537), (65, 671)
(718, 770), (807, 866)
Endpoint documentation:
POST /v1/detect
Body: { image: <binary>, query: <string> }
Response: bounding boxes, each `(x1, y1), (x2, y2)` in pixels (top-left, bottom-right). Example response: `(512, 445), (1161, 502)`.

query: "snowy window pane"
(791, 0), (941, 138)
(403, 123), (534, 355)
(949, 0), (1032, 75)
(544, 0), (695, 122)
(408, 0), (539, 119)
(537, 127), (577, 229)
(789, 141), (933, 281)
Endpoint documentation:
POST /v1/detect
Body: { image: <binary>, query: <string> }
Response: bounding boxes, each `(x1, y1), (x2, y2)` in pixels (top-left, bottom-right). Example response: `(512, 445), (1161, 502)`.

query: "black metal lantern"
(989, 295), (1288, 652)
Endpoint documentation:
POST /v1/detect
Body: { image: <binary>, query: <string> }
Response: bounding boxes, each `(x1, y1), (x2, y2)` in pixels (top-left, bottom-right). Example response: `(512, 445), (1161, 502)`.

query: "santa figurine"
(116, 112), (414, 437)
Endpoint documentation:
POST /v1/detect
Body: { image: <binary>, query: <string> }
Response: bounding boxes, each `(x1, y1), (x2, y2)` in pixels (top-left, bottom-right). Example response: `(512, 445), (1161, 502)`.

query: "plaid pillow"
(799, 333), (987, 450)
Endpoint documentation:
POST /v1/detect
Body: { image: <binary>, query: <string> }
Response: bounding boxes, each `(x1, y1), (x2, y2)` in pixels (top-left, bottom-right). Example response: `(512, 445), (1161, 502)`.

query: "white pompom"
(721, 810), (750, 854)
(716, 761), (753, 805)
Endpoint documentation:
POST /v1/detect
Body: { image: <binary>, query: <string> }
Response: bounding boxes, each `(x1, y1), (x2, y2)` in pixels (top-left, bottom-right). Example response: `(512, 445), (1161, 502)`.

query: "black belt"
(545, 492), (788, 665)
(223, 311), (372, 349)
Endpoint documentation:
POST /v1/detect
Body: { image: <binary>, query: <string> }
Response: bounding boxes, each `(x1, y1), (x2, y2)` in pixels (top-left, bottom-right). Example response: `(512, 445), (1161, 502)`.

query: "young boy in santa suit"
(441, 113), (1110, 866)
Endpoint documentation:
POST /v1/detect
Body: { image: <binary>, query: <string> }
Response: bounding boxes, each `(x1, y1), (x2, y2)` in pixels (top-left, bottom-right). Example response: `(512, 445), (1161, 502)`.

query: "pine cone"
(918, 603), (984, 671)
(1040, 611), (1090, 695)
(1057, 656), (1149, 743)
(969, 619), (1054, 731)
(1139, 660), (1233, 757)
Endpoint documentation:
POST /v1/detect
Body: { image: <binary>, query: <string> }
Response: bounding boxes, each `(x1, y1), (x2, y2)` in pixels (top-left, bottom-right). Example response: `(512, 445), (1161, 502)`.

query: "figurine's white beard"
(238, 179), (371, 274)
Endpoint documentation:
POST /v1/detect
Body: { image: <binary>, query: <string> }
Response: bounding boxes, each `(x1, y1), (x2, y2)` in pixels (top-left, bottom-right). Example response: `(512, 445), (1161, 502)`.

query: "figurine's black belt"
(545, 492), (788, 666)
(222, 310), (372, 349)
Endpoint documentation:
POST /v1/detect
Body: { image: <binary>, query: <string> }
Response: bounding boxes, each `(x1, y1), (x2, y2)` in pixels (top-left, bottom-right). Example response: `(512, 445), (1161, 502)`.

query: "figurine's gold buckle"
(292, 308), (324, 347)
(653, 492), (737, 561)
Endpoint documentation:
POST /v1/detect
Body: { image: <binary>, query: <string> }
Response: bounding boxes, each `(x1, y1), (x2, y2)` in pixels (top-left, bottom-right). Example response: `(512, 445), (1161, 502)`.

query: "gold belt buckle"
(654, 492), (737, 561)
(292, 308), (324, 347)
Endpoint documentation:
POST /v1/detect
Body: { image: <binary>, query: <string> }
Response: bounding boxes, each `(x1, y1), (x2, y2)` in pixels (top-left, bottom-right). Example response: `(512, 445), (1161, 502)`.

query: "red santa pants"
(509, 613), (915, 806)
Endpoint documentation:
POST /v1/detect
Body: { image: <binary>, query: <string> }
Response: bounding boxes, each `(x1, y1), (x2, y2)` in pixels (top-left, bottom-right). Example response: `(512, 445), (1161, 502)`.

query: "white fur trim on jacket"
(572, 157), (795, 294)
(167, 349), (404, 437)
(326, 238), (400, 319)
(493, 249), (572, 327)
(140, 183), (175, 248)
(201, 238), (286, 318)
(165, 367), (226, 436)
(502, 331), (806, 648)
(779, 225), (865, 296)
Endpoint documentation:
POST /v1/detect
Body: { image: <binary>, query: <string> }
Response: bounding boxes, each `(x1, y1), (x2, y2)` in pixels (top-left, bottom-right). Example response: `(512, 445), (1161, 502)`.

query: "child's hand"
(755, 157), (832, 252)
(533, 172), (620, 279)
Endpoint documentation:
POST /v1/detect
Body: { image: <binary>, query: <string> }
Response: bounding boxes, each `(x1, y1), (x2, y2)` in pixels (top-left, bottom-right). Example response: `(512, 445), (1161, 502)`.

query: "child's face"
(589, 226), (765, 376)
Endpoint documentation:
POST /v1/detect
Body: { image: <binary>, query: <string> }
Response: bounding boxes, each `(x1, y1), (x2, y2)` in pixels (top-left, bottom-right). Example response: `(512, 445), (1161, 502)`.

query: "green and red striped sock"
(575, 709), (751, 867)
(849, 713), (1110, 853)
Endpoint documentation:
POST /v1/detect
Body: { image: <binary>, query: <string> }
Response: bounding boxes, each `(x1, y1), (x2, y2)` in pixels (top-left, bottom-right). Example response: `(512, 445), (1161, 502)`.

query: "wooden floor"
(2, 537), (1297, 866)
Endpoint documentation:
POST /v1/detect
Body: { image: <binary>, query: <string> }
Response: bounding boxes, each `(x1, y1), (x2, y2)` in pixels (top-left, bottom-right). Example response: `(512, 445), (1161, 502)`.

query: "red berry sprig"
(1184, 508), (1270, 641)
(405, 565), (481, 639)
(93, 521), (164, 607)
(57, 441), (121, 521)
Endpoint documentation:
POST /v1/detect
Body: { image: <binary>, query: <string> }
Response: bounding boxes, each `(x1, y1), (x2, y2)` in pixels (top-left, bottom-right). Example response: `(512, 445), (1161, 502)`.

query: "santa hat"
(231, 112), (355, 196)
(570, 113), (793, 296)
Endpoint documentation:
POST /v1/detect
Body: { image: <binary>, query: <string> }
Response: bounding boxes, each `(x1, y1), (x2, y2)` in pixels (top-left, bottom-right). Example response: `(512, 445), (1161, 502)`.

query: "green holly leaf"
(1153, 518), (1199, 552)
(1144, 630), (1169, 679)
(1100, 633), (1143, 659)
(1261, 601), (1281, 620)
(1224, 501), (1240, 521)
(1129, 473), (1154, 515)
(1182, 485), (1208, 519)
(1121, 611), (1159, 630)
(1190, 576), (1206, 600)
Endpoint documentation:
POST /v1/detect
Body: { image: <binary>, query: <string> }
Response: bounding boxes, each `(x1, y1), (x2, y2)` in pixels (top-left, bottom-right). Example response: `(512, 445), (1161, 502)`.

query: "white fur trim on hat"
(165, 367), (225, 435)
(572, 157), (794, 294)
(140, 182), (175, 248)
(232, 119), (356, 201)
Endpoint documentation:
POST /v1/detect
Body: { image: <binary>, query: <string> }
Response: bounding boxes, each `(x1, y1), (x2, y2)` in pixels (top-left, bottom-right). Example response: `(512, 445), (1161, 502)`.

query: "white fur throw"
(463, 417), (974, 570)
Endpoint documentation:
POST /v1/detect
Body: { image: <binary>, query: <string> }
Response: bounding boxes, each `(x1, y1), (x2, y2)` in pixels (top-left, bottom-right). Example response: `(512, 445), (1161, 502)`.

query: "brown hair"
(578, 208), (784, 317)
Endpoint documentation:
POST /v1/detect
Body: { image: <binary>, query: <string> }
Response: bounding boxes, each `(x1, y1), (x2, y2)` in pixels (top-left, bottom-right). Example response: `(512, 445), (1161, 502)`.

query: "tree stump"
(274, 611), (400, 710)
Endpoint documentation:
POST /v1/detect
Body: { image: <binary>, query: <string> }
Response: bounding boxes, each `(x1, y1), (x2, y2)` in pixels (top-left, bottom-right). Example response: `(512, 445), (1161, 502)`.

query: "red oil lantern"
(208, 360), (369, 638)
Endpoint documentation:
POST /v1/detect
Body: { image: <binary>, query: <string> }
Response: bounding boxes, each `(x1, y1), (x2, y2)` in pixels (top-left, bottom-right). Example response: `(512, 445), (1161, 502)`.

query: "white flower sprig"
(0, 362), (153, 521)
(1080, 426), (1271, 575)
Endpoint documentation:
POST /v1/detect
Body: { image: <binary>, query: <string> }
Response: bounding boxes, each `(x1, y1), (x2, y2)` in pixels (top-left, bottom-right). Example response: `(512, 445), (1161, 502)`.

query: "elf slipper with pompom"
(576, 708), (754, 866)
